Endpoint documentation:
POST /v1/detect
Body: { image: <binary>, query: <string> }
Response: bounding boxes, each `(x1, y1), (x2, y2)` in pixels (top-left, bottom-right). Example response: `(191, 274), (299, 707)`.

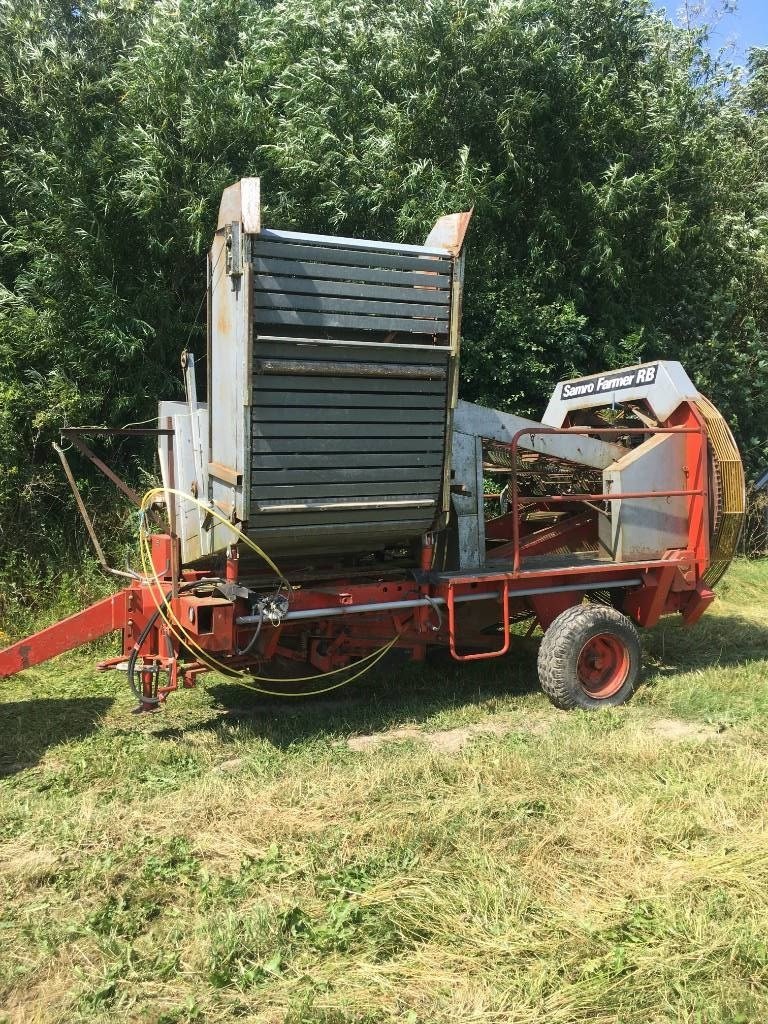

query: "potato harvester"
(0, 179), (746, 711)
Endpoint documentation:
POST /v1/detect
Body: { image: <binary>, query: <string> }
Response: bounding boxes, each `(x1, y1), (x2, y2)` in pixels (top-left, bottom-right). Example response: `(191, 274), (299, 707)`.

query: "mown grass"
(2, 559), (768, 1023)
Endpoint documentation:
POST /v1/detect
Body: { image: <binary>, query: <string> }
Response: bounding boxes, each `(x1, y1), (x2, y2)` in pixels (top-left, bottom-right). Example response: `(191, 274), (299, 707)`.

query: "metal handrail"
(504, 425), (707, 573)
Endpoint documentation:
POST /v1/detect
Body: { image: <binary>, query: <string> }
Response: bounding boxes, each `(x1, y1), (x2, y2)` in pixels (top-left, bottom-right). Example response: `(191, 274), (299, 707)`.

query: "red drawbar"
(0, 592), (128, 677)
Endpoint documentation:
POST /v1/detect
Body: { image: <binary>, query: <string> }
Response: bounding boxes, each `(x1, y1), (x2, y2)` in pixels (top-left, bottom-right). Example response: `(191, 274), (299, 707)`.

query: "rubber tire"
(537, 604), (641, 710)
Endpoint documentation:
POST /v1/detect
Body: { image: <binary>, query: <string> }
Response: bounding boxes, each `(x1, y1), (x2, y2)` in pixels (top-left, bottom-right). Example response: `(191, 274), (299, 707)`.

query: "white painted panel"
(599, 432), (689, 561)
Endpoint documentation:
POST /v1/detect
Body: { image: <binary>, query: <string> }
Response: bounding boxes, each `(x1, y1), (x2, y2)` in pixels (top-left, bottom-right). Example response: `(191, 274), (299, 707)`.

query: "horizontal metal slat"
(253, 358), (446, 381)
(258, 227), (451, 258)
(251, 259), (451, 289)
(250, 480), (440, 498)
(251, 392), (445, 410)
(251, 420), (445, 440)
(255, 308), (449, 335)
(253, 340), (450, 366)
(251, 240), (449, 274)
(253, 498), (435, 513)
(247, 506), (436, 528)
(249, 466), (443, 485)
(254, 291), (448, 321)
(250, 437), (445, 454)
(251, 452), (444, 470)
(251, 407), (444, 423)
(253, 274), (450, 305)
(247, 518), (432, 541)
(251, 375), (445, 394)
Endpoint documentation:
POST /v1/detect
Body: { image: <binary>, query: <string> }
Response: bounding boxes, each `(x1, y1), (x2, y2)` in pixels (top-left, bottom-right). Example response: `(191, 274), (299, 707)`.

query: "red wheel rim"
(576, 633), (629, 698)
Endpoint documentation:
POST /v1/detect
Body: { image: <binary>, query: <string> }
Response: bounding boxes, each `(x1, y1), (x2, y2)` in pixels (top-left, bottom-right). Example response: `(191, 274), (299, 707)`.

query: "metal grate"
(246, 230), (457, 557)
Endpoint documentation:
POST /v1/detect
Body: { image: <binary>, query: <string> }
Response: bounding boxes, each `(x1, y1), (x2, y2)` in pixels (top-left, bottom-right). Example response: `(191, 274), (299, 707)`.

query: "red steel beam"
(0, 591), (128, 678)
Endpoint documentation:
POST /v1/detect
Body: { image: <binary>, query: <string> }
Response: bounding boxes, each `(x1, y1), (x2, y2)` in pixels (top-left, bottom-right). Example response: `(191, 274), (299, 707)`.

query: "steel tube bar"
(257, 227), (451, 258)
(235, 578), (642, 625)
(518, 490), (703, 502)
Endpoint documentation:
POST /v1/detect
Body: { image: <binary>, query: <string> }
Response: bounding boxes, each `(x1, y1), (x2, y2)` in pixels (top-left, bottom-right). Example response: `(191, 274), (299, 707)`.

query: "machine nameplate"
(560, 363), (659, 400)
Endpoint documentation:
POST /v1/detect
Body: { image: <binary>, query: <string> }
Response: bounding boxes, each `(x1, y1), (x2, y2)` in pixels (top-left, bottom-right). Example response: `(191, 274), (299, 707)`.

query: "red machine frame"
(0, 409), (715, 708)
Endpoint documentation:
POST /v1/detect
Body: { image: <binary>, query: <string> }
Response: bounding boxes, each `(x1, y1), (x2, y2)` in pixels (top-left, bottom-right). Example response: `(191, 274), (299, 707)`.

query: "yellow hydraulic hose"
(137, 487), (400, 697)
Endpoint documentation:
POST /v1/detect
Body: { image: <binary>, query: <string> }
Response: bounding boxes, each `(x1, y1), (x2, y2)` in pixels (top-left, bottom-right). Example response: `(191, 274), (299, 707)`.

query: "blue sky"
(652, 1), (767, 63)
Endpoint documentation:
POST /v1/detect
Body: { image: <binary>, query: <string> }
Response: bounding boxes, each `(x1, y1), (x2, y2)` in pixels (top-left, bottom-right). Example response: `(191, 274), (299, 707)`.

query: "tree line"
(1, 0), (767, 576)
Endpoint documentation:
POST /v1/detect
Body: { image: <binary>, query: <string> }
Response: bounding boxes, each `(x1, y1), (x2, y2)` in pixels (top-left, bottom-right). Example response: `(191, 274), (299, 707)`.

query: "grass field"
(2, 559), (768, 1024)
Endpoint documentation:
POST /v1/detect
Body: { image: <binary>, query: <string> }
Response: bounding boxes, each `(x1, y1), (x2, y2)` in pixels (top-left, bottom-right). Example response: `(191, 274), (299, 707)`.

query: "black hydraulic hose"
(235, 608), (263, 657)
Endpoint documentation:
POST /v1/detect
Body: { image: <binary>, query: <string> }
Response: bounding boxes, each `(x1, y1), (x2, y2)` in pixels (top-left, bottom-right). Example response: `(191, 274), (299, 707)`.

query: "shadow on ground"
(644, 610), (768, 676)
(0, 697), (114, 777)
(3, 611), (767, 762)
(154, 643), (542, 748)
(152, 610), (768, 747)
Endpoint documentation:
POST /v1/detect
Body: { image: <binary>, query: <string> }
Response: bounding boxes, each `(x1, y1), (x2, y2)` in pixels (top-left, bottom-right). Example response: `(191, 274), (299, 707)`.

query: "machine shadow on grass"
(644, 610), (768, 675)
(2, 610), (765, 765)
(153, 609), (768, 747)
(158, 643), (543, 749)
(0, 696), (114, 777)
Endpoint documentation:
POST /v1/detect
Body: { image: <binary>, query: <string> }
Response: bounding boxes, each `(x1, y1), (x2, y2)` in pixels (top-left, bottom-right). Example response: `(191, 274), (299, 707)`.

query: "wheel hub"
(577, 633), (629, 698)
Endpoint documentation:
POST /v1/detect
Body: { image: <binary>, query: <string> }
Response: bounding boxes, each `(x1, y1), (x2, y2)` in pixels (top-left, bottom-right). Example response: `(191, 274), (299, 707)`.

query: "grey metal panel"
(253, 358), (447, 381)
(258, 227), (451, 258)
(252, 375), (445, 394)
(252, 399), (444, 415)
(453, 400), (626, 471)
(251, 240), (449, 274)
(254, 275), (451, 305)
(245, 230), (456, 557)
(251, 452), (444, 470)
(254, 291), (449, 321)
(251, 259), (451, 289)
(251, 420), (445, 439)
(255, 308), (449, 335)
(251, 437), (444, 454)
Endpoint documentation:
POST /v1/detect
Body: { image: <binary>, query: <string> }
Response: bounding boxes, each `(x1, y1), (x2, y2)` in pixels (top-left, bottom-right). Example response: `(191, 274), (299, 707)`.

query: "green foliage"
(1, 0), (767, 585)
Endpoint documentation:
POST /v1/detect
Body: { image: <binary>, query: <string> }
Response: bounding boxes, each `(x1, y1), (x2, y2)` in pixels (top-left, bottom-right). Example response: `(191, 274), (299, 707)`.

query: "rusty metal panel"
(253, 358), (447, 380)
(208, 230), (249, 544)
(158, 400), (209, 563)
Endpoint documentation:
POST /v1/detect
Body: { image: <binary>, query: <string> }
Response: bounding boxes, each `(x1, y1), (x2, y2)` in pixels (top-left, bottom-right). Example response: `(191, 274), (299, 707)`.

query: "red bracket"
(447, 581), (510, 662)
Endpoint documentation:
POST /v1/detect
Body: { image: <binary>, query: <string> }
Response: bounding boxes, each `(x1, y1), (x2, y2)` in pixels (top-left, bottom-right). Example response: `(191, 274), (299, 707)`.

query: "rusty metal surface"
(67, 435), (142, 507)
